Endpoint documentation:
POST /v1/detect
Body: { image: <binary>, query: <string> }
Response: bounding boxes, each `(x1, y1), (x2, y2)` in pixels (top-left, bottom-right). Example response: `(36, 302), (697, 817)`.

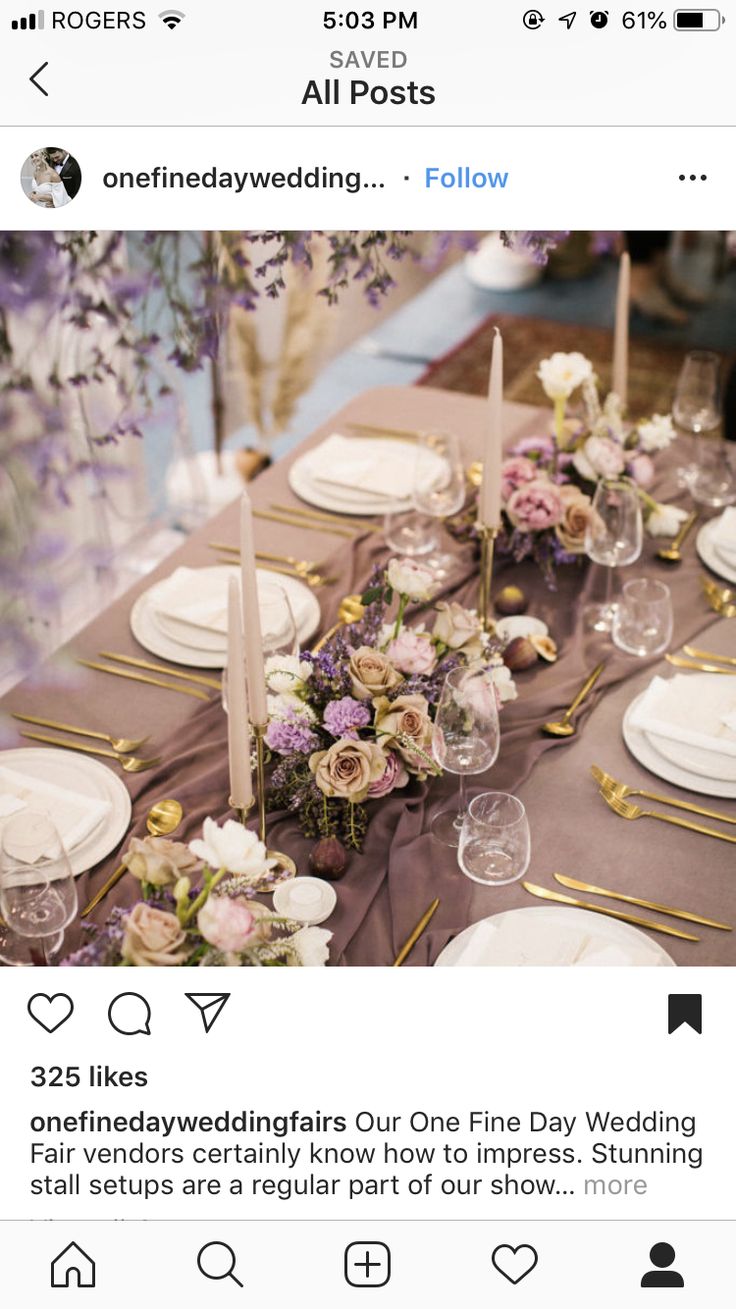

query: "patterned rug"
(417, 313), (706, 419)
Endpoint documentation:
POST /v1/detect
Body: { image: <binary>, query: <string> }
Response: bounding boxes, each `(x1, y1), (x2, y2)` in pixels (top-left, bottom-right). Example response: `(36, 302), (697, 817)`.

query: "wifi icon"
(159, 8), (184, 28)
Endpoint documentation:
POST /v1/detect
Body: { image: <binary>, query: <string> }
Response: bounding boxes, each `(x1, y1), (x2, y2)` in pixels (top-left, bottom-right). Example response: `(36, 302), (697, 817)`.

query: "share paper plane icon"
(186, 992), (230, 1033)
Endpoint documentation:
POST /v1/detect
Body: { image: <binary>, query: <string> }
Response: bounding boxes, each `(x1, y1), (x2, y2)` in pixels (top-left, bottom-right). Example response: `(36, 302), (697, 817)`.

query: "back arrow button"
(30, 61), (49, 96)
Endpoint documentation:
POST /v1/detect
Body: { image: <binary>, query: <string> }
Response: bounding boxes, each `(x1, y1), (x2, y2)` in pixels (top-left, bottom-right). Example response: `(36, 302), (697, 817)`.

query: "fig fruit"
(309, 836), (349, 880)
(531, 634), (558, 663)
(503, 636), (538, 671)
(495, 585), (528, 616)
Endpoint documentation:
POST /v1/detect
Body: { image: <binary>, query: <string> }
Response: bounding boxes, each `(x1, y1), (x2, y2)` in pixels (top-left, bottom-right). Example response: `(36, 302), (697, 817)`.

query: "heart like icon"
(491, 1244), (538, 1285)
(27, 993), (74, 1033)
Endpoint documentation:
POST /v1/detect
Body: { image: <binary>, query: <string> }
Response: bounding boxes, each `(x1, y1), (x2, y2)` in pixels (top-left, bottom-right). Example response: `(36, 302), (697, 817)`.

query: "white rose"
(490, 662), (518, 704)
(292, 925), (332, 967)
(189, 817), (277, 881)
(537, 352), (594, 401)
(572, 435), (625, 482)
(637, 413), (676, 453)
(387, 557), (435, 602)
(264, 654), (311, 697)
(646, 502), (689, 538)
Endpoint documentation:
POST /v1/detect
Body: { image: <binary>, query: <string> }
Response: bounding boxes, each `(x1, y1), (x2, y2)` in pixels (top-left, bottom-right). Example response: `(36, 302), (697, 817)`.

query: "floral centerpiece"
(63, 819), (331, 967)
(265, 557), (516, 852)
(459, 352), (686, 585)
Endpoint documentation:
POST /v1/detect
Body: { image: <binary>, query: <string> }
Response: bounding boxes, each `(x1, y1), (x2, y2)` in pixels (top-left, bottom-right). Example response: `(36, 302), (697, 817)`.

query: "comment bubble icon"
(108, 992), (152, 1036)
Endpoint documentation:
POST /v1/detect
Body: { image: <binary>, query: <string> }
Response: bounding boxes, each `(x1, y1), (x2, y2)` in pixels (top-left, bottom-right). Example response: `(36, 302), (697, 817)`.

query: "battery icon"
(674, 8), (723, 27)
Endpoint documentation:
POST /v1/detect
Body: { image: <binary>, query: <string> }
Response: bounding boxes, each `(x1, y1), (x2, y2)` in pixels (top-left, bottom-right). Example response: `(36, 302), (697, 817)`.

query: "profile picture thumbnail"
(20, 146), (82, 210)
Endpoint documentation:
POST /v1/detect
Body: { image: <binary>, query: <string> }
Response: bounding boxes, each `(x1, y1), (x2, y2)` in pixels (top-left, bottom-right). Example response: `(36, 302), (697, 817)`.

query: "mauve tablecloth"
(2, 386), (734, 965)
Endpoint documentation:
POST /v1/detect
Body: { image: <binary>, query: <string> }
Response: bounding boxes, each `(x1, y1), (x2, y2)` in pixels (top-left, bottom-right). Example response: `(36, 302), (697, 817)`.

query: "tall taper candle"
(612, 251), (630, 409)
(479, 326), (503, 528)
(239, 490), (268, 727)
(226, 576), (253, 810)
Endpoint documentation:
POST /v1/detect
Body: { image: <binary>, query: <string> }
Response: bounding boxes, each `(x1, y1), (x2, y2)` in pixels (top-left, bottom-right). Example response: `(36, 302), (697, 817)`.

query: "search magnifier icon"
(197, 1241), (243, 1288)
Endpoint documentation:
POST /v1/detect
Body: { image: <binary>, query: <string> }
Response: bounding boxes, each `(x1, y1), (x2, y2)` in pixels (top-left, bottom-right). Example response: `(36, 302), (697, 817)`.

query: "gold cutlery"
(257, 550), (318, 575)
(99, 651), (221, 692)
(20, 731), (161, 774)
(467, 461), (483, 488)
(541, 663), (605, 737)
(77, 659), (210, 701)
(209, 540), (240, 555)
(591, 765), (736, 828)
(346, 421), (421, 442)
(554, 874), (731, 931)
(702, 575), (734, 602)
(393, 898), (440, 966)
(666, 654), (736, 676)
(656, 510), (698, 563)
(601, 790), (736, 845)
(270, 502), (380, 534)
(12, 713), (148, 754)
(217, 559), (335, 589)
(312, 594), (366, 653)
(254, 509), (356, 539)
(683, 645), (736, 668)
(82, 798), (184, 917)
(701, 577), (736, 617)
(522, 882), (699, 942)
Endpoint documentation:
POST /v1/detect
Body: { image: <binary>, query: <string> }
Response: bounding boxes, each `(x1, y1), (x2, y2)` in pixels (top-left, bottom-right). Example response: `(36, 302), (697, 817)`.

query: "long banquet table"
(2, 385), (734, 965)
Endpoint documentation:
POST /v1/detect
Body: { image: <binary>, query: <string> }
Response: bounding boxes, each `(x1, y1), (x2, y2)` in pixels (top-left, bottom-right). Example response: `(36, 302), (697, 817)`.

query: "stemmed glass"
(673, 350), (735, 508)
(384, 431), (466, 568)
(0, 811), (78, 963)
(431, 664), (501, 848)
(583, 478), (643, 633)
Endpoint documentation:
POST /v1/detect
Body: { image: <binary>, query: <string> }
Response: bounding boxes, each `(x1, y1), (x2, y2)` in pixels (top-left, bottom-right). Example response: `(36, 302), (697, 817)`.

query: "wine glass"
(675, 350), (722, 497)
(458, 792), (531, 886)
(258, 579), (298, 659)
(583, 478), (643, 633)
(0, 811), (78, 963)
(413, 431), (467, 578)
(431, 663), (501, 848)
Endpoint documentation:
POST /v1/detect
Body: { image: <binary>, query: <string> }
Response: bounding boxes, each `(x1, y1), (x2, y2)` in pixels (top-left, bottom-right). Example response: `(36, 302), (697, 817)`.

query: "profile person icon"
(641, 1242), (685, 1288)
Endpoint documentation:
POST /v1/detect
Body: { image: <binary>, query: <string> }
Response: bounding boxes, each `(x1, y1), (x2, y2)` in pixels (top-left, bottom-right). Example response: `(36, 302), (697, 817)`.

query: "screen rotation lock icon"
(523, 9), (545, 28)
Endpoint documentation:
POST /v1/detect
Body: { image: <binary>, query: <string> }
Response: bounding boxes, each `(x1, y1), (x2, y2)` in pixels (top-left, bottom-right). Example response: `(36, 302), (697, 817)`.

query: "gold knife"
(346, 421), (421, 441)
(393, 898), (440, 966)
(522, 882), (699, 942)
(253, 509), (356, 539)
(683, 645), (736, 668)
(666, 655), (736, 675)
(554, 875), (731, 931)
(270, 502), (380, 533)
(77, 659), (210, 700)
(98, 651), (221, 692)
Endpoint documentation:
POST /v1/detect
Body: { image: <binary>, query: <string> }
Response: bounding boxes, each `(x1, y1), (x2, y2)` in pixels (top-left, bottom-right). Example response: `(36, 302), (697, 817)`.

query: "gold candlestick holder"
(477, 524), (499, 634)
(230, 726), (296, 889)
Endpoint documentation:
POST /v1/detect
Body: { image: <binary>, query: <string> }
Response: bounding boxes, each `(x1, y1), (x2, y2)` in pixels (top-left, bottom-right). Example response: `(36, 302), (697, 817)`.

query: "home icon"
(50, 1241), (96, 1288)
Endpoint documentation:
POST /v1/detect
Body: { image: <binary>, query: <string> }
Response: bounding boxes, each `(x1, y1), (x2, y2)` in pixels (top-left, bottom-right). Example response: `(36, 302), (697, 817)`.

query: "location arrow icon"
(186, 992), (230, 1033)
(30, 61), (49, 95)
(559, 11), (577, 27)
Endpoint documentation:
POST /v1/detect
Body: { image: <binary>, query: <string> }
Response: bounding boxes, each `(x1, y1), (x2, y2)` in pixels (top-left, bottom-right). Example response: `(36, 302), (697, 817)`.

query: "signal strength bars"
(12, 8), (44, 28)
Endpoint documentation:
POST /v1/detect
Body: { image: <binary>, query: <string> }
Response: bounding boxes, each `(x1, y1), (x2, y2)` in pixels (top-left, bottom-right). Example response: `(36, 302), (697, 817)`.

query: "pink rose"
(367, 749), (410, 798)
(506, 478), (564, 531)
(628, 452), (655, 489)
(385, 629), (437, 676)
(197, 895), (257, 954)
(501, 456), (537, 502)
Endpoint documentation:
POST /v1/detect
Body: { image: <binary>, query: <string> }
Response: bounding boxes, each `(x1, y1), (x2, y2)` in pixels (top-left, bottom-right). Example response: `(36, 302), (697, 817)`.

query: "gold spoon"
(20, 731), (161, 773)
(81, 798), (184, 917)
(541, 663), (605, 738)
(312, 594), (365, 653)
(12, 712), (148, 754)
(657, 510), (698, 563)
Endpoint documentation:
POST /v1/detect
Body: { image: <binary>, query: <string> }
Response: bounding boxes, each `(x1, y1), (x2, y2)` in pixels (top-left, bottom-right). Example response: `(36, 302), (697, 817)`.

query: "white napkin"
(712, 506), (736, 561)
(576, 940), (665, 966)
(154, 567), (311, 641)
(305, 434), (419, 502)
(630, 674), (736, 760)
(0, 763), (110, 856)
(453, 916), (587, 966)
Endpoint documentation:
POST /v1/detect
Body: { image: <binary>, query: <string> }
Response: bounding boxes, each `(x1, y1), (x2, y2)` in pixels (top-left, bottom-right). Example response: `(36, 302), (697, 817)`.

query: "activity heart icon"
(27, 993), (74, 1033)
(491, 1244), (538, 1285)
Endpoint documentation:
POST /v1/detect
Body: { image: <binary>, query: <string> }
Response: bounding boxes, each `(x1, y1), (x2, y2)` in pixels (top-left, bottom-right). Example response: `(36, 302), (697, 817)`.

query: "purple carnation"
(265, 709), (320, 756)
(323, 696), (371, 740)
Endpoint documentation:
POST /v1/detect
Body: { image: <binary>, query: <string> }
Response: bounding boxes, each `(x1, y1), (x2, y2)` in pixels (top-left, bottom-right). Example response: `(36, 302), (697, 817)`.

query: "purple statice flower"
(265, 708), (320, 756)
(502, 231), (570, 266)
(61, 907), (128, 966)
(323, 696), (371, 740)
(510, 433), (556, 463)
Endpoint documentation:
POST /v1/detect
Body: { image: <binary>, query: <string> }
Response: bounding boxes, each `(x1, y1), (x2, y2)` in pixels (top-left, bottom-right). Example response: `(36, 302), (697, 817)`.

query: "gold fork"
(12, 713), (147, 754)
(592, 765), (736, 827)
(20, 731), (161, 773)
(217, 558), (335, 589)
(270, 503), (380, 534)
(601, 789), (736, 844)
(253, 509), (356, 539)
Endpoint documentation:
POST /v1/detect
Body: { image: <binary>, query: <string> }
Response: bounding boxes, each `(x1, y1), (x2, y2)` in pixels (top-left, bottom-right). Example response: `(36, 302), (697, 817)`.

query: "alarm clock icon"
(590, 9), (609, 25)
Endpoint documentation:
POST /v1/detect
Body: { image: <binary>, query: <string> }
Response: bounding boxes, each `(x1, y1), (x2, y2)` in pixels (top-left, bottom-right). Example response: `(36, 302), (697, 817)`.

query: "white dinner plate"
(0, 747), (131, 877)
(435, 905), (674, 967)
(623, 690), (736, 799)
(696, 517), (736, 585)
(130, 566), (320, 668)
(288, 436), (439, 516)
